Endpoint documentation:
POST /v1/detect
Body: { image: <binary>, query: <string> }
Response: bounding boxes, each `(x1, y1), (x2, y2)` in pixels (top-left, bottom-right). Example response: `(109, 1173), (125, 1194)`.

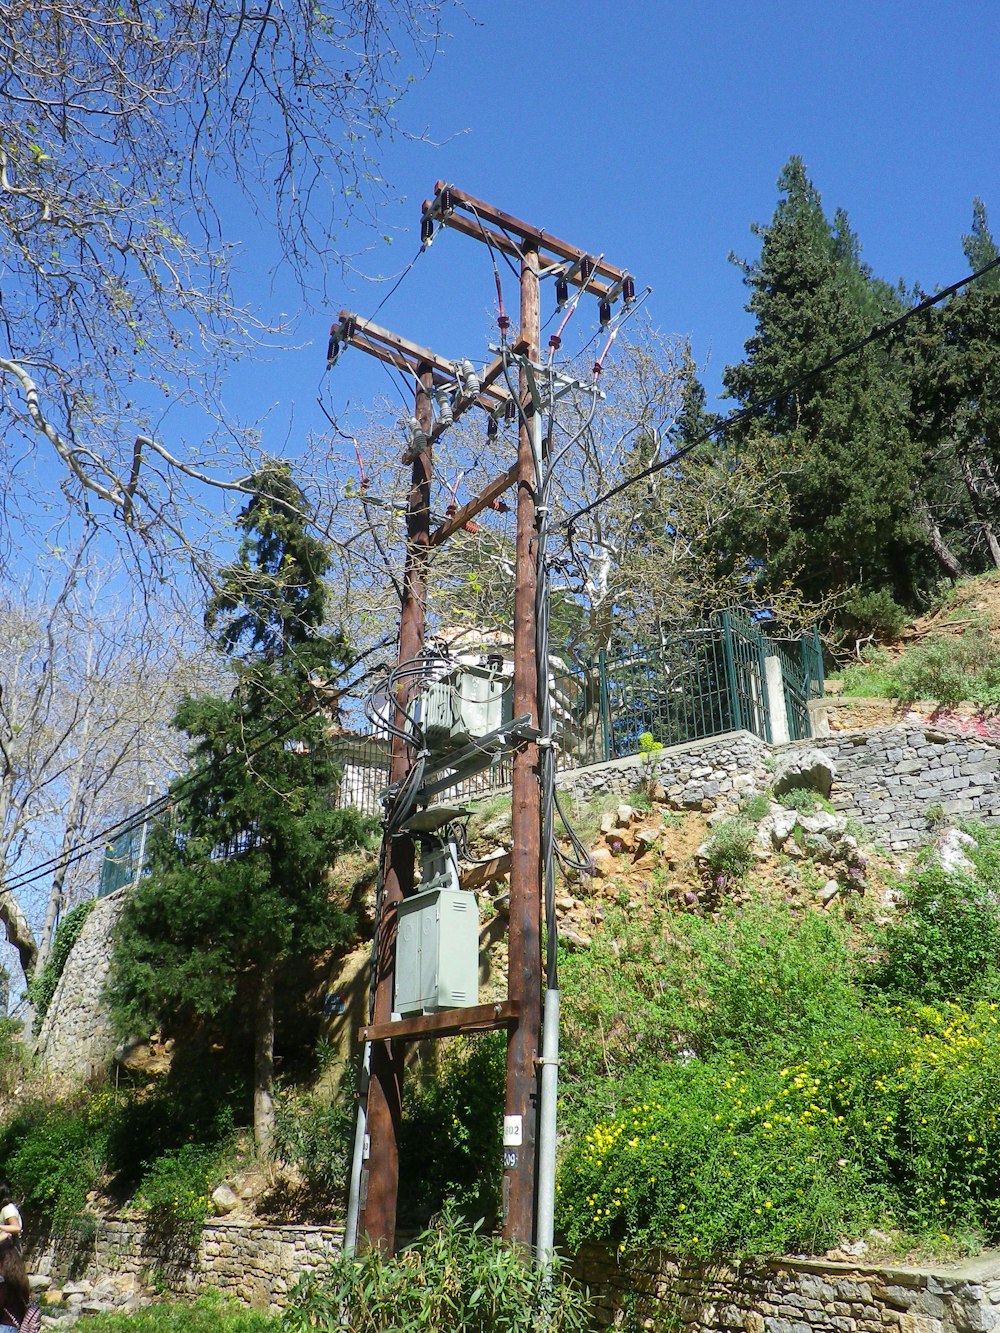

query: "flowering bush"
(558, 1000), (1000, 1256)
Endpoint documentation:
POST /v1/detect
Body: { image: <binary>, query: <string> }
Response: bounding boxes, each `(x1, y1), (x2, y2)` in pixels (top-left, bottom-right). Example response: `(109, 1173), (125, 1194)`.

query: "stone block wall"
(575, 1245), (1000, 1333)
(30, 1216), (344, 1314)
(557, 724), (1000, 852)
(35, 889), (126, 1081)
(802, 727), (1000, 852)
(557, 732), (771, 811)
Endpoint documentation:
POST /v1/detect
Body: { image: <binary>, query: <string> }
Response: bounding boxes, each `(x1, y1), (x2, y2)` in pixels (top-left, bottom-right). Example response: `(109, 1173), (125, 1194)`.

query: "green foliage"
(838, 629), (1000, 706)
(400, 1035), (506, 1226)
(28, 899), (96, 1032)
(838, 587), (910, 643)
(274, 1089), (352, 1197)
(559, 999), (1000, 1255)
(84, 1292), (281, 1331)
(866, 829), (1000, 1002)
(283, 1204), (592, 1333)
(739, 792), (772, 822)
(722, 156), (921, 615)
(701, 817), (755, 883)
(889, 629), (1000, 707)
(107, 464), (370, 1127)
(560, 826), (1000, 1257)
(0, 1089), (121, 1226)
(778, 787), (835, 815)
(136, 1143), (222, 1245)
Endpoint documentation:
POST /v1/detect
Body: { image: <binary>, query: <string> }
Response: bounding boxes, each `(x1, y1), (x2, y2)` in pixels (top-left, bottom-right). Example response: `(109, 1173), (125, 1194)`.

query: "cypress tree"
(722, 157), (926, 621)
(109, 462), (368, 1147)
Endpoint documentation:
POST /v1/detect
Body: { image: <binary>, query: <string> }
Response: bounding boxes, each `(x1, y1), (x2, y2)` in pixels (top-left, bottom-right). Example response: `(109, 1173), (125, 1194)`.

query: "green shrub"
(778, 787), (834, 816)
(283, 1204), (591, 1333)
(84, 1292), (281, 1331)
(0, 1088), (122, 1225)
(136, 1142), (225, 1245)
(28, 899), (96, 1032)
(560, 997), (1000, 1255)
(701, 817), (755, 884)
(838, 647), (897, 698)
(867, 845), (1000, 1003)
(739, 792), (772, 822)
(889, 629), (1000, 707)
(400, 1034), (506, 1226)
(839, 587), (910, 642)
(274, 1088), (352, 1197)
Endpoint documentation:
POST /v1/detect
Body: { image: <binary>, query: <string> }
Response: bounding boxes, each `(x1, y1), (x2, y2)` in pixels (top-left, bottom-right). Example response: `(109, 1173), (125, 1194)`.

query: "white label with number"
(503, 1115), (523, 1147)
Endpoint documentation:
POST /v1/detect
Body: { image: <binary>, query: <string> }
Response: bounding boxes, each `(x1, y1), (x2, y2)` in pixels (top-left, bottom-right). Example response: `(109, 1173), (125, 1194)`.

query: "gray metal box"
(395, 886), (480, 1016)
(418, 664), (512, 757)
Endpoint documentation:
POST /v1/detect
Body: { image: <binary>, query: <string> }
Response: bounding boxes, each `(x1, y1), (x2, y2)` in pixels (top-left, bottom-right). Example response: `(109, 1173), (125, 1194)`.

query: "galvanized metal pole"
(504, 244), (542, 1248)
(361, 361), (434, 1253)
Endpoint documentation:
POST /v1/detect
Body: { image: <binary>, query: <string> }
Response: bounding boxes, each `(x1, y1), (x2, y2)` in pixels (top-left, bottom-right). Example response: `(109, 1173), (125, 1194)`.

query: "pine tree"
(722, 157), (926, 623)
(109, 462), (369, 1147)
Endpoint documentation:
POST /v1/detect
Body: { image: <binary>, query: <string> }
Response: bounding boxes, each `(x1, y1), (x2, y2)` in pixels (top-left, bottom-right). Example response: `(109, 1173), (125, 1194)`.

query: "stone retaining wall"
(36, 890), (125, 1081)
(575, 1244), (1000, 1333)
(29, 1216), (344, 1314)
(557, 724), (1000, 852)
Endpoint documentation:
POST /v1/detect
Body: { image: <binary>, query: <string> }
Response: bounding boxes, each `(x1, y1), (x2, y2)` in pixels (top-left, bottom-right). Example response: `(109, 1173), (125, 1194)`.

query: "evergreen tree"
(722, 157), (927, 623)
(109, 462), (368, 1147)
(906, 201), (1000, 572)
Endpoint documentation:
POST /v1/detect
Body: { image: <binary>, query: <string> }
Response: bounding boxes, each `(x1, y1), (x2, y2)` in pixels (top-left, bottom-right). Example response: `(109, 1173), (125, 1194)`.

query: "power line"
(4, 637), (394, 897)
(563, 253), (1000, 531)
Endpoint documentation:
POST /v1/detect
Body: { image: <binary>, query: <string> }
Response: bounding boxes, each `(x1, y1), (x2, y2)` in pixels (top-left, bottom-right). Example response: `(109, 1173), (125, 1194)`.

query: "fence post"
(597, 649), (611, 762)
(720, 611), (744, 732)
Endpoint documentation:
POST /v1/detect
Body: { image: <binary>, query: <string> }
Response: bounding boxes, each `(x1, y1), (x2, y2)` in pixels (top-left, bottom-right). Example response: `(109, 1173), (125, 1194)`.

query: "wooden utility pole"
(504, 242), (542, 1245)
(361, 362), (434, 1251)
(329, 186), (635, 1256)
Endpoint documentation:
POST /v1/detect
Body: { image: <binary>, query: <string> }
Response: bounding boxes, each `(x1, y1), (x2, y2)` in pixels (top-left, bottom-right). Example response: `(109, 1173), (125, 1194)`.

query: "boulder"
(935, 827), (977, 875)
(773, 748), (836, 799)
(211, 1184), (240, 1215)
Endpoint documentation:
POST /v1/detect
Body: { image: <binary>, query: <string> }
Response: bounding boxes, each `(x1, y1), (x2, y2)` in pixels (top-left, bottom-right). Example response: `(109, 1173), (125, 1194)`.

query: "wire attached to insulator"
(494, 266), (511, 337)
(434, 387), (454, 428)
(593, 326), (620, 379)
(326, 325), (341, 367)
(420, 215), (435, 248)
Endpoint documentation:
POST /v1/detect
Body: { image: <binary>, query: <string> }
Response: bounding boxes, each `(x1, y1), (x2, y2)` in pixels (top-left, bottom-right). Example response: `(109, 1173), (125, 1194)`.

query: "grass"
(82, 1293), (281, 1331)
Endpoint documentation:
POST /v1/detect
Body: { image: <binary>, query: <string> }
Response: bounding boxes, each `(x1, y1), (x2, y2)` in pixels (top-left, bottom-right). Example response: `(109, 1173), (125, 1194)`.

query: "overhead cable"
(563, 253), (1000, 531)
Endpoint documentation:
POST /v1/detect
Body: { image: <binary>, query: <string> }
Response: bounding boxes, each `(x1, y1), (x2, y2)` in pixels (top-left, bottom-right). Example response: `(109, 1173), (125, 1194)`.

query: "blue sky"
(221, 0), (1000, 437)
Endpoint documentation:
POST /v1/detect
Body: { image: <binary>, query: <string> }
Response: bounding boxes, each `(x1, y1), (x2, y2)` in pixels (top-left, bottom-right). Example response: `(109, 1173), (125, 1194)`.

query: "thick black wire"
(5, 638), (395, 897)
(563, 253), (1000, 531)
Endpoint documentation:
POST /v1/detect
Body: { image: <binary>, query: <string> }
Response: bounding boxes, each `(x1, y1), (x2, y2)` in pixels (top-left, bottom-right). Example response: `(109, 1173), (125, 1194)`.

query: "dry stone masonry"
(575, 1246), (1000, 1333)
(558, 724), (1000, 852)
(35, 890), (125, 1081)
(29, 1216), (343, 1318)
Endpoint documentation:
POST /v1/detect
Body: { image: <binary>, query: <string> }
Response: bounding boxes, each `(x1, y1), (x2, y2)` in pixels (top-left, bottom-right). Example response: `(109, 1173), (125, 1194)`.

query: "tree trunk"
(0, 885), (38, 985)
(959, 453), (1000, 569)
(253, 961), (276, 1150)
(917, 500), (964, 579)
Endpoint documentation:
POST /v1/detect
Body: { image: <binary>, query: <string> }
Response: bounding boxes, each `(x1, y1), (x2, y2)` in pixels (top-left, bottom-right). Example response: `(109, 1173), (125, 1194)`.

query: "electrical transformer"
(417, 659), (512, 758)
(394, 838), (480, 1016)
(395, 887), (480, 1016)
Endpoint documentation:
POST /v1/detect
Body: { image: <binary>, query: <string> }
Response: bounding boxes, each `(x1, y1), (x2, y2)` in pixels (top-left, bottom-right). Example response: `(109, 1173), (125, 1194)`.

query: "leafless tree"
(0, 0), (455, 575)
(0, 539), (214, 988)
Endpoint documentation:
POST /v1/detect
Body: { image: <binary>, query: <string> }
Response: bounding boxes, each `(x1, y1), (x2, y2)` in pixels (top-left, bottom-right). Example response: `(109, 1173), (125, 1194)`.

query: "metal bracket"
(417, 714), (540, 801)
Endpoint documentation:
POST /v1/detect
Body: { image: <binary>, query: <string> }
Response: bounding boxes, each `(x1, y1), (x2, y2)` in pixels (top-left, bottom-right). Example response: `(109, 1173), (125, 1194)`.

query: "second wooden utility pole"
(361, 362), (434, 1251)
(504, 243), (542, 1246)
